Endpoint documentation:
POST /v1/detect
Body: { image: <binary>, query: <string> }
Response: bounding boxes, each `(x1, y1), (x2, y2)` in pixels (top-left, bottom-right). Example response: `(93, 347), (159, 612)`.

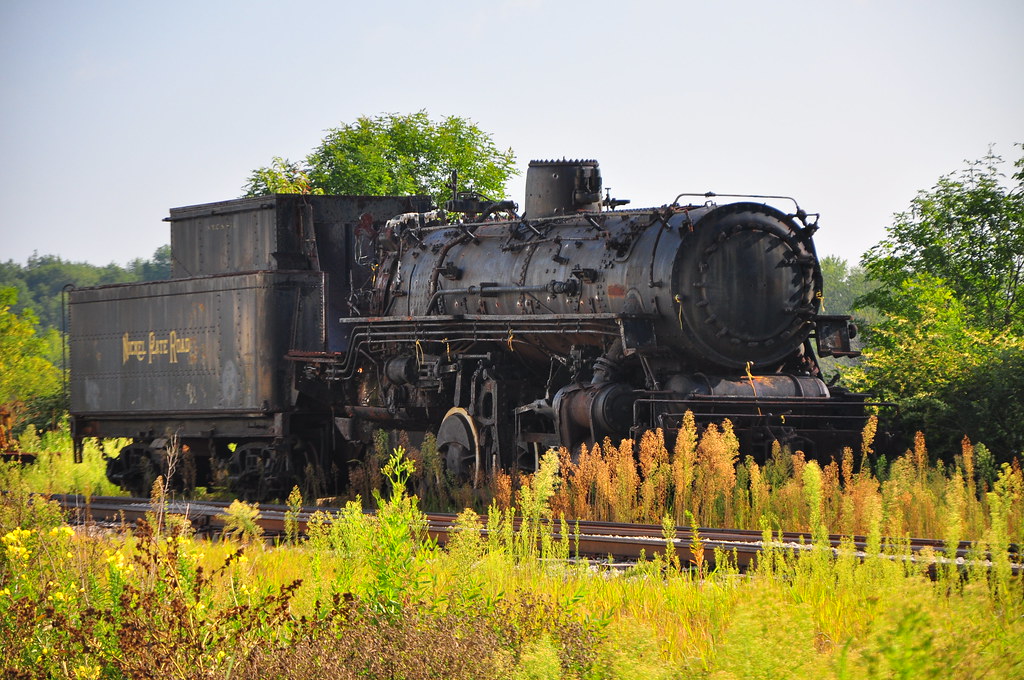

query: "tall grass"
(15, 413), (1022, 544)
(14, 425), (126, 497)
(543, 416), (1022, 543)
(2, 442), (1023, 679)
(13, 408), (1024, 565)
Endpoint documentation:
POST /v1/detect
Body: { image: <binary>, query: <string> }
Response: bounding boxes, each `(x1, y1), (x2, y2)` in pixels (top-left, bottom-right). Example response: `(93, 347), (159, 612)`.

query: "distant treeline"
(0, 245), (170, 333)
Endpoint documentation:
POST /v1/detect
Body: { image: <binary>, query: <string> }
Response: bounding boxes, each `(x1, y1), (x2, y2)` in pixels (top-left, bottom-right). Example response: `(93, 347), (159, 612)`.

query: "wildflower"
(105, 548), (133, 575)
(2, 528), (32, 545)
(5, 544), (30, 561)
(1, 587), (10, 597)
(74, 664), (101, 680)
(3, 529), (33, 561)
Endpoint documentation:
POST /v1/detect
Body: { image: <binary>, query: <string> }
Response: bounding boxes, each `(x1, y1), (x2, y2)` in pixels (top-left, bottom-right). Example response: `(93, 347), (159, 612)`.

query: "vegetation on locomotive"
(69, 159), (868, 499)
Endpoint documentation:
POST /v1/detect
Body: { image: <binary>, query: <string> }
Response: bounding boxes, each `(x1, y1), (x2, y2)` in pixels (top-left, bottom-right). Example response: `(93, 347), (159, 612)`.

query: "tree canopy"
(243, 112), (517, 207)
(845, 274), (1024, 457)
(848, 146), (1024, 462)
(859, 147), (1024, 333)
(0, 287), (62, 431)
(243, 158), (323, 197)
(818, 255), (879, 322)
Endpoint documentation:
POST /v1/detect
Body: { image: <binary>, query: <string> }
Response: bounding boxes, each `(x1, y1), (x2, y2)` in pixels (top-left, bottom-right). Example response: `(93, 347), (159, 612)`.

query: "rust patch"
(607, 284), (626, 298)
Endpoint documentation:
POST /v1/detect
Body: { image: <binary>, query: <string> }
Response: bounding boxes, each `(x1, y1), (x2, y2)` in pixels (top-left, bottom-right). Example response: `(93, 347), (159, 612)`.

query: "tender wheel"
(107, 443), (158, 498)
(292, 436), (329, 501)
(106, 438), (199, 498)
(227, 442), (266, 501)
(226, 441), (296, 501)
(436, 408), (481, 486)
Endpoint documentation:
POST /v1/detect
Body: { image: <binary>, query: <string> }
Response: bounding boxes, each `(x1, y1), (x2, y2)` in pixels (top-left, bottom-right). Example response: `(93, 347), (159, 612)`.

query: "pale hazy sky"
(1, 0), (1021, 267)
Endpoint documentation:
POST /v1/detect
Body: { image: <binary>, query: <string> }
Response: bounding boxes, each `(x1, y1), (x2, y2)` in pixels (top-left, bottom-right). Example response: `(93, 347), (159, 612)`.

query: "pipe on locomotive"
(424, 279), (580, 315)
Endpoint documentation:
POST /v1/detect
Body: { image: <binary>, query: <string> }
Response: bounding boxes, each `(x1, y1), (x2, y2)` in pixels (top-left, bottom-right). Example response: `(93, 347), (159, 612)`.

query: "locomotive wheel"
(227, 442), (297, 502)
(514, 442), (542, 473)
(107, 443), (158, 498)
(437, 408), (481, 486)
(227, 442), (264, 501)
(291, 436), (329, 501)
(148, 442), (196, 495)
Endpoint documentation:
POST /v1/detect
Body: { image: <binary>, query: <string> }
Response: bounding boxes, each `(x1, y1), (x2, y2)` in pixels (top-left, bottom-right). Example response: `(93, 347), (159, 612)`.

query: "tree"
(844, 274), (1024, 457)
(0, 287), (62, 432)
(241, 157), (323, 196)
(127, 244), (173, 282)
(243, 112), (517, 207)
(0, 245), (170, 334)
(818, 255), (880, 323)
(849, 146), (1024, 463)
(859, 146), (1024, 333)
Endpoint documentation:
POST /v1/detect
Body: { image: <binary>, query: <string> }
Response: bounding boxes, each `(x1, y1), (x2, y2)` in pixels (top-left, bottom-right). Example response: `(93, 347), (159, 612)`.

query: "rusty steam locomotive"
(70, 160), (864, 498)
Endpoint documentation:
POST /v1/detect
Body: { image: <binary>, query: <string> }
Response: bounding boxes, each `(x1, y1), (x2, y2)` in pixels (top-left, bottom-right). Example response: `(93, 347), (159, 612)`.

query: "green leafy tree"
(850, 146), (1024, 463)
(818, 254), (881, 323)
(243, 111), (517, 206)
(859, 147), (1024, 333)
(127, 244), (173, 281)
(0, 287), (62, 431)
(845, 275), (1023, 454)
(241, 157), (323, 196)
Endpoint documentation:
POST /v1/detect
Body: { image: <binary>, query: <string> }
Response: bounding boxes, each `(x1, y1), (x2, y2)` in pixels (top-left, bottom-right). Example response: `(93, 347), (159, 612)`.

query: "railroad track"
(52, 494), (1019, 575)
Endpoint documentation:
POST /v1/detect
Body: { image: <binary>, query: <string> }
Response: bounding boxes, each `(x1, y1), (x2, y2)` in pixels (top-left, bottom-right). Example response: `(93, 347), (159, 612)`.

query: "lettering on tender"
(121, 330), (194, 365)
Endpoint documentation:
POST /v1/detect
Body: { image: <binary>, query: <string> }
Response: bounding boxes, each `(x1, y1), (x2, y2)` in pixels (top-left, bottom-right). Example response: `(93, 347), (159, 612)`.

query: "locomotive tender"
(70, 160), (864, 498)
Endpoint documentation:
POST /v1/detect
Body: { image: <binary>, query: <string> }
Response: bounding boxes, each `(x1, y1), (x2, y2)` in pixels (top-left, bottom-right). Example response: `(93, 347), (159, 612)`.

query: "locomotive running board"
(288, 313), (659, 381)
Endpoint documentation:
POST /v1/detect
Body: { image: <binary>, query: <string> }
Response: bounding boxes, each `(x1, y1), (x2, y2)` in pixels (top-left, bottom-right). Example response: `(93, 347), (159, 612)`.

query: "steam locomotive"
(70, 159), (864, 498)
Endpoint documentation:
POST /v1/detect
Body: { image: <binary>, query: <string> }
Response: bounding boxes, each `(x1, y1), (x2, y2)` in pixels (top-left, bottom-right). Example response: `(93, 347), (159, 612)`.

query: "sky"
(1, 0), (1021, 268)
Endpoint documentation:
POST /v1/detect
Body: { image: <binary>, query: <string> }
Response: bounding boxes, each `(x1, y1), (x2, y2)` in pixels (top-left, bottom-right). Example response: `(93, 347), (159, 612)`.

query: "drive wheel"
(437, 408), (481, 486)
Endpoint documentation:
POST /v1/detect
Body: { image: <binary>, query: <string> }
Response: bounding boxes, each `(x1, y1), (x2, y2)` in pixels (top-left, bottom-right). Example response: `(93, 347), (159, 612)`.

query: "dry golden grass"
(511, 414), (1022, 543)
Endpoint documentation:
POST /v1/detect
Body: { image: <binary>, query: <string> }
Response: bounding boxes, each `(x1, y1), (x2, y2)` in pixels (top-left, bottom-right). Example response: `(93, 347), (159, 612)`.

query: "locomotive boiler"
(70, 159), (865, 499)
